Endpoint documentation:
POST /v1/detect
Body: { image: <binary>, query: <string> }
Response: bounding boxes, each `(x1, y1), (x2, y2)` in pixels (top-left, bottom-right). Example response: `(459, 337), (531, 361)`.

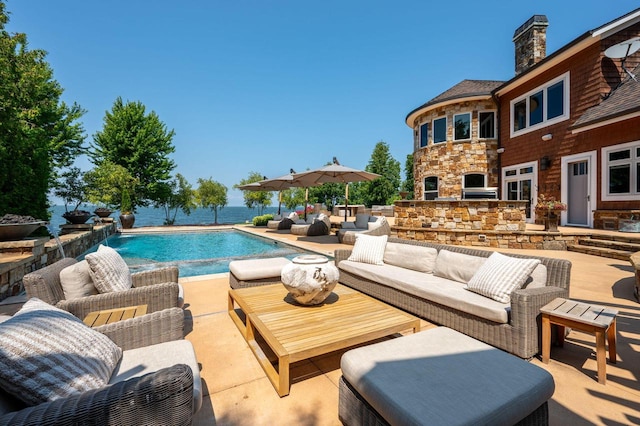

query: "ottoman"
(228, 257), (291, 289)
(340, 327), (555, 426)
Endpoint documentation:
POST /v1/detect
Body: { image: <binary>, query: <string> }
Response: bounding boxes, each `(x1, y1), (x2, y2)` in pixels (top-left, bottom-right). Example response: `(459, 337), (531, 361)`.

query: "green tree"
(402, 153), (415, 199)
(53, 167), (87, 213)
(197, 178), (227, 224)
(235, 171), (272, 215)
(281, 188), (306, 211)
(90, 97), (176, 212)
(154, 173), (196, 225)
(361, 141), (400, 206)
(308, 182), (345, 211)
(0, 2), (85, 220)
(85, 162), (137, 212)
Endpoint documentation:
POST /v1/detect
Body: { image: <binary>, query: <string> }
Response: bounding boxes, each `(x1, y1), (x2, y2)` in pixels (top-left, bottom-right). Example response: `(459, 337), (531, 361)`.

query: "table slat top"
(540, 298), (617, 328)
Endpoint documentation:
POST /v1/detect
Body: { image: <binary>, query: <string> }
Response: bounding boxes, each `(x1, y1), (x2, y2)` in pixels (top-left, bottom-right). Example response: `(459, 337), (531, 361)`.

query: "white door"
(567, 161), (589, 225)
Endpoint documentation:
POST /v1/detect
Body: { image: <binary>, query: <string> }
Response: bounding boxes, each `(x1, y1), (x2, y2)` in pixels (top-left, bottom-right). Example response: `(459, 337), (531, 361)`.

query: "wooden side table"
(540, 298), (618, 384)
(83, 304), (148, 327)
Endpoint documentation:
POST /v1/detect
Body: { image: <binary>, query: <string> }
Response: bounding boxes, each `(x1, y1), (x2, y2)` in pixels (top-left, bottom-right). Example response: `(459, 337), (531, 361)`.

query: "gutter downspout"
(492, 92), (502, 200)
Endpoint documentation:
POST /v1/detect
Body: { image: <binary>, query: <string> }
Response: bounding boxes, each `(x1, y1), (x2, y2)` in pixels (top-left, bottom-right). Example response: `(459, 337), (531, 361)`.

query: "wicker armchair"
(23, 258), (182, 319)
(338, 216), (391, 244)
(0, 307), (201, 425)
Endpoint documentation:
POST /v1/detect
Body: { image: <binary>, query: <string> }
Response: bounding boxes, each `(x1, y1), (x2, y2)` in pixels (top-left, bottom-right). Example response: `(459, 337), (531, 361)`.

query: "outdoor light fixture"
(541, 133), (553, 141)
(496, 148), (505, 154)
(540, 156), (552, 170)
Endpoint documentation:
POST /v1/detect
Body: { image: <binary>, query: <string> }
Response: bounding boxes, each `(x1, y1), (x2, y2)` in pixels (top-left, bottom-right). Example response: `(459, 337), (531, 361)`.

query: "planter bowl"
(62, 211), (94, 225)
(0, 221), (47, 241)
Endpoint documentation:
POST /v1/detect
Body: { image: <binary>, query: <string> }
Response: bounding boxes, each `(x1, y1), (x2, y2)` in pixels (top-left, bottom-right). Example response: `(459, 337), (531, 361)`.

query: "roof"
(571, 64), (640, 130)
(405, 80), (504, 126)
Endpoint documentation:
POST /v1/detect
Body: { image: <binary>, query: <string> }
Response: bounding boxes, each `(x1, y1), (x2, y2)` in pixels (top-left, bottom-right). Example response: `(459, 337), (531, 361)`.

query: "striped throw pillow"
(347, 234), (388, 265)
(466, 252), (541, 303)
(85, 245), (132, 293)
(0, 298), (122, 406)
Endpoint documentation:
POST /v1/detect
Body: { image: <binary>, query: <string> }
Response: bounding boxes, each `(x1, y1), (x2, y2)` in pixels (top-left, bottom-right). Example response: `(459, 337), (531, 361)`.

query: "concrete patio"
(184, 224), (640, 425)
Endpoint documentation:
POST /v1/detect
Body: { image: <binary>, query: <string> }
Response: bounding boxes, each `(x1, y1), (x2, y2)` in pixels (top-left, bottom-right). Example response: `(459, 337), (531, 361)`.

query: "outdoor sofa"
(337, 214), (391, 244)
(0, 302), (201, 425)
(335, 237), (572, 359)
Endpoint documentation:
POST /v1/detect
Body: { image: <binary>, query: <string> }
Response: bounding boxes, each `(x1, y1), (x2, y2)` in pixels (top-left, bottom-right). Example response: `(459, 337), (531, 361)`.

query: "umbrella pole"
(278, 191), (282, 215)
(344, 183), (349, 221)
(304, 188), (309, 220)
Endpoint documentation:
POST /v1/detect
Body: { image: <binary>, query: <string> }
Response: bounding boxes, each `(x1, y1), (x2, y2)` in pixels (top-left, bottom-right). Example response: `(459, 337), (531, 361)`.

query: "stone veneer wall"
(0, 223), (116, 301)
(593, 210), (640, 230)
(413, 100), (499, 199)
(393, 200), (580, 250)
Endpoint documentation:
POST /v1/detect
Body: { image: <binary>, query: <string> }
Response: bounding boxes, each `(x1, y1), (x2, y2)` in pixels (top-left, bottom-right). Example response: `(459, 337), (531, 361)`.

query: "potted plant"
(119, 188), (135, 229)
(534, 194), (567, 232)
(85, 163), (137, 228)
(54, 167), (94, 225)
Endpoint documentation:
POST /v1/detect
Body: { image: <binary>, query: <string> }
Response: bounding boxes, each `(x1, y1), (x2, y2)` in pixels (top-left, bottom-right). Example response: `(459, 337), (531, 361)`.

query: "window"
(424, 176), (438, 200)
(433, 117), (446, 143)
(510, 72), (569, 136)
(602, 141), (640, 200)
(479, 111), (495, 139)
(419, 122), (428, 147)
(463, 174), (485, 188)
(453, 113), (471, 141)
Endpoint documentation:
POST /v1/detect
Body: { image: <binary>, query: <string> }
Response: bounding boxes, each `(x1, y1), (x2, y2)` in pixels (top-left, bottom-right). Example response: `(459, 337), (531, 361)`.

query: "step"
(578, 238), (640, 253)
(586, 234), (640, 245)
(567, 244), (634, 261)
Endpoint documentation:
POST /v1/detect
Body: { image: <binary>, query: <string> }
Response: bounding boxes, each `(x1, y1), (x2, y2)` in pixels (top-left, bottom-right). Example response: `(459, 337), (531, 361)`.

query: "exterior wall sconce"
(496, 148), (505, 153)
(541, 133), (553, 141)
(540, 156), (552, 170)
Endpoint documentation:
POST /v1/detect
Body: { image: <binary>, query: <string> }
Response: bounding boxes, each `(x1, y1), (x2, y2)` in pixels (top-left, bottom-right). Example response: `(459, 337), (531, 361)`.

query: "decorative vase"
(545, 211), (559, 232)
(281, 255), (339, 305)
(119, 213), (135, 229)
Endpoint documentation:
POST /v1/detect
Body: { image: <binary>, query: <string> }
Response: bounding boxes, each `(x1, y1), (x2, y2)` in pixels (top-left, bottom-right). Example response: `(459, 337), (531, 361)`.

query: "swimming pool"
(82, 230), (312, 277)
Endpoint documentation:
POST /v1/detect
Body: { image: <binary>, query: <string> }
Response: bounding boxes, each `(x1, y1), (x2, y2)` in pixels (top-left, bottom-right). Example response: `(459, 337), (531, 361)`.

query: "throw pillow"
(383, 243), (438, 273)
(367, 216), (386, 231)
(59, 260), (98, 300)
(0, 298), (122, 406)
(433, 250), (488, 283)
(354, 214), (370, 229)
(288, 212), (299, 221)
(347, 234), (388, 265)
(85, 245), (132, 293)
(341, 222), (356, 229)
(467, 252), (541, 303)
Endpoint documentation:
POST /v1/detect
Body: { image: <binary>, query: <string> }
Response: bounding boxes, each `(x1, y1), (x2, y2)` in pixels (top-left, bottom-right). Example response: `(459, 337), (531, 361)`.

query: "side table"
(83, 304), (148, 327)
(540, 298), (618, 384)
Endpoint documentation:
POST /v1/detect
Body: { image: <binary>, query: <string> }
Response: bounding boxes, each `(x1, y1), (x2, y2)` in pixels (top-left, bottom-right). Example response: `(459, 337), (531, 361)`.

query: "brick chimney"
(513, 15), (549, 75)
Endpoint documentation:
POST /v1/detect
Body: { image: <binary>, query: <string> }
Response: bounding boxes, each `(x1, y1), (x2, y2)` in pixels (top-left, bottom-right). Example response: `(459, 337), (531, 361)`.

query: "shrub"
(252, 214), (274, 226)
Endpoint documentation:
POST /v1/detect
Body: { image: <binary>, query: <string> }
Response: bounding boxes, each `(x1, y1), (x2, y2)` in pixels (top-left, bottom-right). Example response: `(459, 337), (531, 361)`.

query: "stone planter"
(0, 221), (46, 241)
(94, 209), (113, 218)
(119, 213), (135, 229)
(281, 255), (339, 305)
(62, 211), (94, 225)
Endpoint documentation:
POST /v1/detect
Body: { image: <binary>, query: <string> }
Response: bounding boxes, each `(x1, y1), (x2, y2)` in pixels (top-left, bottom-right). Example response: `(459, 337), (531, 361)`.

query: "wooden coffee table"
(228, 283), (420, 396)
(83, 304), (148, 327)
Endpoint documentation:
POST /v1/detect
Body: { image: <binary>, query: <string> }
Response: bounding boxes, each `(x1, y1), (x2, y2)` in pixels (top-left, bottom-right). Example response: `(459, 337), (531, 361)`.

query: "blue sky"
(5, 0), (639, 205)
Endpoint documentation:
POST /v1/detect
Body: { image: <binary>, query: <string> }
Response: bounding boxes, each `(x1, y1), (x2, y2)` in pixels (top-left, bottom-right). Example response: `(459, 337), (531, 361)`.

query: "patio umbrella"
(291, 158), (381, 221)
(237, 170), (307, 216)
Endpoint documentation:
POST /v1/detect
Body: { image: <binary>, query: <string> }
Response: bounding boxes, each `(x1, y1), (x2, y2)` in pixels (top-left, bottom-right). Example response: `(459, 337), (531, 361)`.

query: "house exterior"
(406, 8), (640, 229)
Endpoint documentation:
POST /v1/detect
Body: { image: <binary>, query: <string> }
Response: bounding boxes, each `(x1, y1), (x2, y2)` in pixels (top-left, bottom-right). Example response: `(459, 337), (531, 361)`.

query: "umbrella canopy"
(291, 159), (381, 221)
(237, 170), (311, 215)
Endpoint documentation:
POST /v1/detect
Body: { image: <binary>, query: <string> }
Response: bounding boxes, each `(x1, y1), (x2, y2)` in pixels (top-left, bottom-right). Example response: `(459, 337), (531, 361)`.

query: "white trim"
(561, 150), (597, 227)
(510, 72), (570, 138)
(405, 95), (490, 128)
(502, 161), (537, 223)
(592, 9), (640, 38)
(453, 112), (472, 141)
(478, 110), (497, 140)
(601, 141), (640, 201)
(571, 110), (640, 134)
(432, 116), (447, 144)
(423, 176), (439, 200)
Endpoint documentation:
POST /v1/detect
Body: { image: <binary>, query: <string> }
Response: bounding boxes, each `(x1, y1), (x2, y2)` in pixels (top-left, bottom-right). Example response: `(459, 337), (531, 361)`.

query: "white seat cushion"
(229, 257), (291, 281)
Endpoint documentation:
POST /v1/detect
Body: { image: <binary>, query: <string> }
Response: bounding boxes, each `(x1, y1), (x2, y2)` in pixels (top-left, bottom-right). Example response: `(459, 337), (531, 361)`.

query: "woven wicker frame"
(229, 272), (283, 289)
(335, 238), (571, 359)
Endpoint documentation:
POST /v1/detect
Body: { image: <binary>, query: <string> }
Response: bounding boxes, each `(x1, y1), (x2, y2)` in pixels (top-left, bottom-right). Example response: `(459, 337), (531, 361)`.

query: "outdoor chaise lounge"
(0, 300), (201, 425)
(23, 248), (183, 320)
(337, 214), (391, 244)
(290, 213), (331, 236)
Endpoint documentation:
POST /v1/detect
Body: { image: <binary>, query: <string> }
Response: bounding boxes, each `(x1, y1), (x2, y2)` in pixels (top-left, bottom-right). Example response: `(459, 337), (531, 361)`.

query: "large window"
(602, 141), (640, 200)
(424, 176), (438, 200)
(419, 122), (428, 147)
(478, 111), (495, 139)
(510, 72), (569, 136)
(453, 113), (471, 141)
(433, 117), (447, 143)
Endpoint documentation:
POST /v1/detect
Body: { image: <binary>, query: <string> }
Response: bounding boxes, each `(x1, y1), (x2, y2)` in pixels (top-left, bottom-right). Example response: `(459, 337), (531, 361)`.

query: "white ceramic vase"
(281, 255), (339, 305)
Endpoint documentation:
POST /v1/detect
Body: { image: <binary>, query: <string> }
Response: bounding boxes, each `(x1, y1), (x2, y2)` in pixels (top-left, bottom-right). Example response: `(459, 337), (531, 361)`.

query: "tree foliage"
(154, 173), (196, 225)
(308, 182), (345, 211)
(196, 178), (227, 224)
(235, 171), (272, 215)
(90, 97), (175, 212)
(402, 153), (415, 199)
(53, 167), (87, 212)
(0, 2), (85, 219)
(85, 162), (136, 211)
(360, 141), (401, 206)
(280, 188), (306, 211)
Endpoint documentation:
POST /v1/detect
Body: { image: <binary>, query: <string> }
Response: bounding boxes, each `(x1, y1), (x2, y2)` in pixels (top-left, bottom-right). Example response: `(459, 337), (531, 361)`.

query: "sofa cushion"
(229, 257), (291, 281)
(59, 259), (98, 300)
(433, 250), (487, 283)
(111, 340), (202, 413)
(467, 252), (541, 303)
(383, 242), (438, 273)
(367, 216), (386, 231)
(288, 212), (299, 221)
(341, 221), (356, 229)
(339, 261), (509, 323)
(354, 214), (370, 229)
(524, 264), (548, 289)
(0, 298), (122, 406)
(348, 234), (388, 265)
(85, 245), (133, 293)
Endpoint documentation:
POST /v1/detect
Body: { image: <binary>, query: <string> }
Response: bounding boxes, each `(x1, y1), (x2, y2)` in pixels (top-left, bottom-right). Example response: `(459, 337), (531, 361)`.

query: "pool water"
(82, 230), (310, 277)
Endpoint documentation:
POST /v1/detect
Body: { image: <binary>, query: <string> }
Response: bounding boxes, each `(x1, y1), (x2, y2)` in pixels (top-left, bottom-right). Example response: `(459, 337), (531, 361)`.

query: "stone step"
(567, 244), (634, 261)
(586, 233), (640, 245)
(578, 238), (640, 253)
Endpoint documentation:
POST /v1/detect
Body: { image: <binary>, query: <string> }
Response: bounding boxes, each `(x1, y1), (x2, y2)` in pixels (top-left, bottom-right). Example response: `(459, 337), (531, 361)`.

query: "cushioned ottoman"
(229, 257), (291, 289)
(340, 327), (555, 426)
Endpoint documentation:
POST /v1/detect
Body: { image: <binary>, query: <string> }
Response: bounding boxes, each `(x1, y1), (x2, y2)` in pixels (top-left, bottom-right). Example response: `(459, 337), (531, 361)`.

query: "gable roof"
(405, 80), (503, 127)
(571, 64), (640, 132)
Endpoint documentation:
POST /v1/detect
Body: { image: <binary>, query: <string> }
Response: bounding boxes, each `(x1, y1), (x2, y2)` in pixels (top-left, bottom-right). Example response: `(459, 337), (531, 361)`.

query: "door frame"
(561, 150), (597, 228)
(502, 161), (538, 223)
